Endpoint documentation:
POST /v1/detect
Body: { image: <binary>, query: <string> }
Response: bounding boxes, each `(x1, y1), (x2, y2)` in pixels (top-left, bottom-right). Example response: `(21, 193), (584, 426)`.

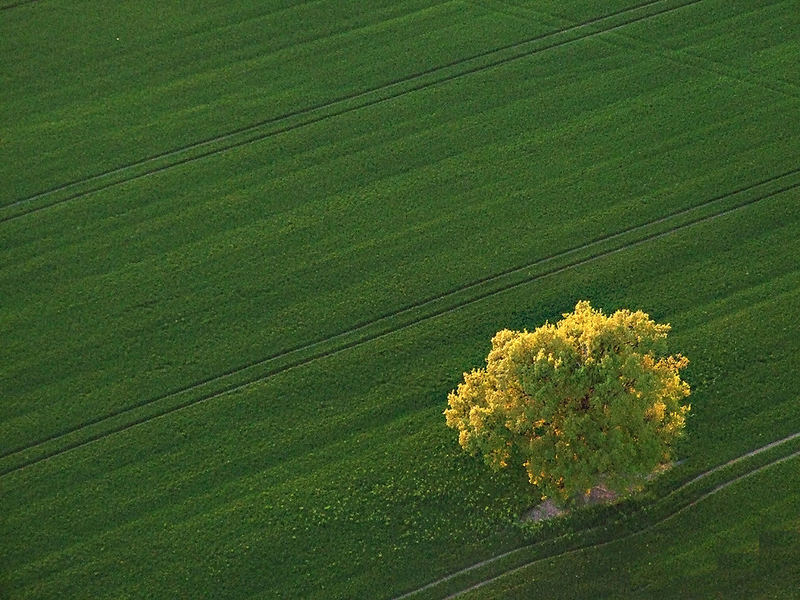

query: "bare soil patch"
(521, 484), (620, 523)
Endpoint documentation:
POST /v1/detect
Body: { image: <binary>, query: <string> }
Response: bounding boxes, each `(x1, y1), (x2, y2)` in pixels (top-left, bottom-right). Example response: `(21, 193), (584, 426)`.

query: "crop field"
(1, 0), (798, 598)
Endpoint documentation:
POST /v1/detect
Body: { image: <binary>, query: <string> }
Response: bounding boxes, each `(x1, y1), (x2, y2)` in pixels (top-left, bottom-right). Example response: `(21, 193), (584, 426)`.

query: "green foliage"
(446, 301), (690, 503)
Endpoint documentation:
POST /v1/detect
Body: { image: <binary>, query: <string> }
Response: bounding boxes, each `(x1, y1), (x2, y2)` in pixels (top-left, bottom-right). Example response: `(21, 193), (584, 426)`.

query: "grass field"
(1, 0), (798, 598)
(463, 451), (800, 599)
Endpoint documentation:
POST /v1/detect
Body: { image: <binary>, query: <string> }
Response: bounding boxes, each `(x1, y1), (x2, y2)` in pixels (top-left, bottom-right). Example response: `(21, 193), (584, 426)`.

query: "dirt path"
(393, 430), (800, 600)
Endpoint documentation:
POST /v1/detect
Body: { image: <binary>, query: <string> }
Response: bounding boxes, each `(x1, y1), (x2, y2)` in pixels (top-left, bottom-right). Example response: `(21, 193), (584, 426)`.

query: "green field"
(464, 451), (800, 599)
(2, 0), (799, 598)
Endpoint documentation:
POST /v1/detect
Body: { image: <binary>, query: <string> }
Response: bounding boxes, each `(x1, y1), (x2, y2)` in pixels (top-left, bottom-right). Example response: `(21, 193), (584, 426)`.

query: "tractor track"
(390, 431), (800, 599)
(445, 449), (800, 599)
(0, 0), (40, 11)
(1, 0), (704, 223)
(4, 165), (797, 462)
(2, 170), (798, 477)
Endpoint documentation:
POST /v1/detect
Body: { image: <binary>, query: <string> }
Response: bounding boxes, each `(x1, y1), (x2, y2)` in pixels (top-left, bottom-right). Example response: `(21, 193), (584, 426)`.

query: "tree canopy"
(444, 301), (691, 504)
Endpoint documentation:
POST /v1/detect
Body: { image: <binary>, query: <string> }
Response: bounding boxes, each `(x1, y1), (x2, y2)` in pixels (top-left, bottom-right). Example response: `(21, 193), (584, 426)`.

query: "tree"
(444, 301), (691, 504)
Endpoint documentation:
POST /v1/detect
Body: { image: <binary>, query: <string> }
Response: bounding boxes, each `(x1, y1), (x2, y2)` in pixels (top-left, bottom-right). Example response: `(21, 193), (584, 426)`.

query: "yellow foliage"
(444, 301), (691, 503)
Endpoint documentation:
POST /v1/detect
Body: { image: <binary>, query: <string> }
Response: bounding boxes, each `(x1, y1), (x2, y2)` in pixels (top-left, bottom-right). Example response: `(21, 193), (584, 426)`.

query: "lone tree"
(445, 301), (691, 504)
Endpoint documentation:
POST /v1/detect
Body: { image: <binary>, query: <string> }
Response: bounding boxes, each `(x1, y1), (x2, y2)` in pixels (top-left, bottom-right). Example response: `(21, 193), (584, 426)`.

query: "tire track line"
(15, 161), (786, 461)
(680, 431), (800, 489)
(0, 0), (40, 10)
(1, 0), (704, 222)
(3, 166), (796, 461)
(2, 173), (798, 477)
(1, 0), (667, 207)
(445, 449), (800, 599)
(393, 430), (800, 599)
(603, 28), (800, 102)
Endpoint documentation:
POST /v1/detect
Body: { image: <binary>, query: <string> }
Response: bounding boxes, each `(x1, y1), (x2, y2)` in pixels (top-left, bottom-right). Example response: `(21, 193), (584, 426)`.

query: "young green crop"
(1, 0), (798, 598)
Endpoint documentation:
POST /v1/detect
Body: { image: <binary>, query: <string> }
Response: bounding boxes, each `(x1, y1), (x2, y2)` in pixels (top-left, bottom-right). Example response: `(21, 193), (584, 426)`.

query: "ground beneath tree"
(521, 485), (619, 522)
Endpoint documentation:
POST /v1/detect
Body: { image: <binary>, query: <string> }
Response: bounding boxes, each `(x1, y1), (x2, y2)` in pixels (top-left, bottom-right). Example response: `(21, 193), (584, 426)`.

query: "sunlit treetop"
(444, 301), (691, 504)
